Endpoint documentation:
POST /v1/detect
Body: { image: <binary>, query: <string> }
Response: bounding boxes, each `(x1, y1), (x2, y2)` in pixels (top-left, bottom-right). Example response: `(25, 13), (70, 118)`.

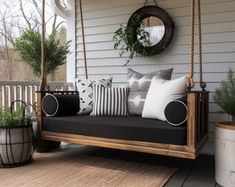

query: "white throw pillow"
(142, 75), (188, 121)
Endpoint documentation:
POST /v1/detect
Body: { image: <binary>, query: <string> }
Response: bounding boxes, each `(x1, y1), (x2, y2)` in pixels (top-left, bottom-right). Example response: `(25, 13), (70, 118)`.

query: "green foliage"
(214, 68), (235, 117)
(14, 30), (71, 77)
(113, 15), (151, 65)
(0, 107), (33, 127)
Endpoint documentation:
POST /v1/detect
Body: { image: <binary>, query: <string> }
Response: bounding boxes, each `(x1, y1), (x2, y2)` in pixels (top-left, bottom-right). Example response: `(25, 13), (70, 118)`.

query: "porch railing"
(0, 81), (73, 112)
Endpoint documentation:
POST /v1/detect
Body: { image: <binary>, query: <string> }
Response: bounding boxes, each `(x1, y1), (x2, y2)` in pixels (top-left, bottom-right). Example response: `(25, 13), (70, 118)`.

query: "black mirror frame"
(127, 6), (174, 56)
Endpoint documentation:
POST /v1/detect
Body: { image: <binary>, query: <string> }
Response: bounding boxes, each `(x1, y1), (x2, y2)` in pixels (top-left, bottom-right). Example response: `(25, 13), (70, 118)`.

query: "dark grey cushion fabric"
(43, 115), (187, 145)
(127, 68), (173, 115)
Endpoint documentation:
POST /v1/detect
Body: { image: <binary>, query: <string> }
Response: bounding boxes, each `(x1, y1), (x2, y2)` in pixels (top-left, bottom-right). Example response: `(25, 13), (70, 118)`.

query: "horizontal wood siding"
(75, 0), (235, 154)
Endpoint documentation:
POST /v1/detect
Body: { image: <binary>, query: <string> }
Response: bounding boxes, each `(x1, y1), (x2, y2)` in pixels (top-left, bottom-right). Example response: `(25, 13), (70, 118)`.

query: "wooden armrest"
(187, 91), (209, 152)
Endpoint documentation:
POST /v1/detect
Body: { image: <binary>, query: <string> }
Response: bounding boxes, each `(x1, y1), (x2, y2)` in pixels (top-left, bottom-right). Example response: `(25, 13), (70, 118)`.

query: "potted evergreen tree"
(14, 30), (70, 152)
(14, 30), (70, 81)
(214, 68), (235, 123)
(0, 100), (34, 168)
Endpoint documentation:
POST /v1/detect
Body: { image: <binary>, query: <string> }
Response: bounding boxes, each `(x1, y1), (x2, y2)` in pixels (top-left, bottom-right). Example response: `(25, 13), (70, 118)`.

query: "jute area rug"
(0, 144), (176, 187)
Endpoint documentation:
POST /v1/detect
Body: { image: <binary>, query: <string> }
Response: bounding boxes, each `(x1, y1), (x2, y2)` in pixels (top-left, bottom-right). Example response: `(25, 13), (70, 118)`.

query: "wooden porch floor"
(60, 143), (215, 187)
(165, 153), (215, 187)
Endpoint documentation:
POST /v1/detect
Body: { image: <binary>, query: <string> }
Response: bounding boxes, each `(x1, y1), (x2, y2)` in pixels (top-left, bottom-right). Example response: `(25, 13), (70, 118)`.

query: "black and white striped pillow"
(91, 84), (129, 116)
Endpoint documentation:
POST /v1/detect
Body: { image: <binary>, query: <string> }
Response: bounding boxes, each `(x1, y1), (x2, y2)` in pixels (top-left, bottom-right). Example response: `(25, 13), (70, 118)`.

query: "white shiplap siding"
(74, 0), (235, 154)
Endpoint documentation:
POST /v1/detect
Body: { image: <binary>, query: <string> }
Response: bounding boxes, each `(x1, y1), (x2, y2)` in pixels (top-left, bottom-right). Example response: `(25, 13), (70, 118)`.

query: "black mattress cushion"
(42, 94), (80, 116)
(43, 116), (187, 145)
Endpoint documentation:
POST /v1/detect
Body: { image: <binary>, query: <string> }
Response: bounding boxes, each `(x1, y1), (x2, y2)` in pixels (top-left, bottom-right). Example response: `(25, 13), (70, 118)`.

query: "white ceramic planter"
(215, 123), (235, 187)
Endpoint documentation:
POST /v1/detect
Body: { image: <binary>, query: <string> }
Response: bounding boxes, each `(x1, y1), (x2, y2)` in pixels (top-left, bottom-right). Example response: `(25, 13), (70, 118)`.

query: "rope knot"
(200, 82), (207, 91)
(187, 77), (195, 90)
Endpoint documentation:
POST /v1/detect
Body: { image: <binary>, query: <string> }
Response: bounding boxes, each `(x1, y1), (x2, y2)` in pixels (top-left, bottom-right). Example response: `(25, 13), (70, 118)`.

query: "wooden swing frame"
(36, 90), (208, 159)
(36, 0), (209, 159)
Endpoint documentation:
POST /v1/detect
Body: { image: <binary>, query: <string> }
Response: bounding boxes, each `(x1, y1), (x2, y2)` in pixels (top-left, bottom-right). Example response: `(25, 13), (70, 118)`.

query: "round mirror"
(127, 6), (174, 56)
(138, 16), (165, 47)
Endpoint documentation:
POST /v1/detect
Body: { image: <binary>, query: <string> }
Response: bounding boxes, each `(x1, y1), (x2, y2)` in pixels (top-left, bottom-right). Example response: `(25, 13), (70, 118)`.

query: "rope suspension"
(197, 0), (206, 90)
(79, 0), (88, 79)
(144, 0), (158, 6)
(188, 0), (195, 90)
(188, 0), (206, 91)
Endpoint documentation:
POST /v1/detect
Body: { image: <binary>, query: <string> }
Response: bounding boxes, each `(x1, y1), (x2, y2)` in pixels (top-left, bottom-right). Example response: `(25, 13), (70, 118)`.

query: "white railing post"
(7, 85), (12, 108)
(29, 85), (33, 110)
(13, 85), (17, 110)
(19, 85), (23, 102)
(25, 85), (28, 105)
(2, 85), (5, 108)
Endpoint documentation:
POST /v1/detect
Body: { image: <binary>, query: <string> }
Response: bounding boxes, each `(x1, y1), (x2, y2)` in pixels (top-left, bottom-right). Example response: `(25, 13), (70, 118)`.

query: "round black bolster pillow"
(42, 94), (80, 116)
(164, 97), (188, 126)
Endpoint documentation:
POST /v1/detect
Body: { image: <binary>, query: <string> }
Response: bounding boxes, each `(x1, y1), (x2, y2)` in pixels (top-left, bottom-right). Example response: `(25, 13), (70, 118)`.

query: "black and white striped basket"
(0, 100), (34, 168)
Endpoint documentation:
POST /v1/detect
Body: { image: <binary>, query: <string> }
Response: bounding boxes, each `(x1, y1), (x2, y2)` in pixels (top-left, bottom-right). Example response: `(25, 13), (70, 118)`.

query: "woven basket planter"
(0, 124), (33, 168)
(0, 100), (34, 168)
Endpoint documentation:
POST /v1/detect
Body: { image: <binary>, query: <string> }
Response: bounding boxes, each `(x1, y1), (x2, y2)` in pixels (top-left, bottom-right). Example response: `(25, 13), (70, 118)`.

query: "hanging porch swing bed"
(36, 0), (209, 159)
